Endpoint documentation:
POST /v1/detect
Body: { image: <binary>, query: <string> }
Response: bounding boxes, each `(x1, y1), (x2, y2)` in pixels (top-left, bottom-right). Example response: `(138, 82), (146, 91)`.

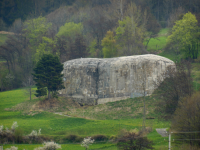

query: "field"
(0, 87), (170, 149)
(144, 28), (169, 53)
(2, 143), (117, 150)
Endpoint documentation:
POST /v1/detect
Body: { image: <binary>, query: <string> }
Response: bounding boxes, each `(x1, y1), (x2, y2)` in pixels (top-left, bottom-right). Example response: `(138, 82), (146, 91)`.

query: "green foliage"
(0, 34), (8, 46)
(57, 22), (83, 39)
(115, 16), (146, 55)
(23, 16), (54, 62)
(117, 131), (154, 150)
(145, 36), (167, 52)
(23, 16), (52, 47)
(35, 37), (58, 62)
(89, 39), (98, 58)
(33, 54), (64, 99)
(101, 31), (117, 58)
(167, 12), (200, 59)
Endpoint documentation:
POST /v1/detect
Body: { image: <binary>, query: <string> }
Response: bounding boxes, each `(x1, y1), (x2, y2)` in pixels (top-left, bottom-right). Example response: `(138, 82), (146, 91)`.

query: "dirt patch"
(0, 31), (14, 35)
(5, 96), (81, 115)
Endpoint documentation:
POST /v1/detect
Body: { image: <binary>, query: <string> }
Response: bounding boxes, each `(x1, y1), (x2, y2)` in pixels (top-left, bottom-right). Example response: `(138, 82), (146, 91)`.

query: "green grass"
(146, 36), (167, 51)
(158, 50), (178, 62)
(2, 143), (117, 150)
(65, 96), (161, 120)
(144, 28), (169, 52)
(0, 88), (170, 149)
(157, 28), (170, 36)
(0, 34), (7, 46)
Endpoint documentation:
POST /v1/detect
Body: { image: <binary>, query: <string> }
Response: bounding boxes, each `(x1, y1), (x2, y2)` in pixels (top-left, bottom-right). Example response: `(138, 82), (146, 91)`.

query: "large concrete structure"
(59, 54), (175, 105)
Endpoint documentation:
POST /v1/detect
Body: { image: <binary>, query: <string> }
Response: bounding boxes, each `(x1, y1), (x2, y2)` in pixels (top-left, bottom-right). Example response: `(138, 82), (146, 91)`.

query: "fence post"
(169, 132), (171, 150)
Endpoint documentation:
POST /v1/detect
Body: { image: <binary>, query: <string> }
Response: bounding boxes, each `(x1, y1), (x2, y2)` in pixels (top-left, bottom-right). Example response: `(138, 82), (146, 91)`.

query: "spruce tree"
(33, 54), (64, 99)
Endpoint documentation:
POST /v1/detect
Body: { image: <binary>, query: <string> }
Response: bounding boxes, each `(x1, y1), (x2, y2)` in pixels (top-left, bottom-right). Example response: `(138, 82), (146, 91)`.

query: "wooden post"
(169, 132), (171, 150)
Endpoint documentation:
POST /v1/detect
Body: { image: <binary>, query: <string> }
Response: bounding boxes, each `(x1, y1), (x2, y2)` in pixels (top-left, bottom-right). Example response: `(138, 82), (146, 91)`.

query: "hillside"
(0, 88), (170, 149)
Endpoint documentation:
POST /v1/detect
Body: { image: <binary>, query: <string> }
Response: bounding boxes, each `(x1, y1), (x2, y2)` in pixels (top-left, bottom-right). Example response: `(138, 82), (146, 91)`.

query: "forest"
(0, 0), (200, 149)
(0, 0), (200, 91)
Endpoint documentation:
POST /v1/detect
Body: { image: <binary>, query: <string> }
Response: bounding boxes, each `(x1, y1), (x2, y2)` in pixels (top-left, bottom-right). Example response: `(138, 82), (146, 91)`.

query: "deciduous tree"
(101, 30), (117, 58)
(154, 61), (193, 119)
(171, 92), (200, 146)
(167, 12), (200, 59)
(117, 131), (154, 150)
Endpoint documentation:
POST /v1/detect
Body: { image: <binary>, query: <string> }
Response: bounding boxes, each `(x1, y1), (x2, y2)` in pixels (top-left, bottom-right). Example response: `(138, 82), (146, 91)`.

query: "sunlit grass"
(2, 143), (117, 150)
(0, 86), (170, 149)
(144, 28), (169, 52)
(146, 36), (167, 51)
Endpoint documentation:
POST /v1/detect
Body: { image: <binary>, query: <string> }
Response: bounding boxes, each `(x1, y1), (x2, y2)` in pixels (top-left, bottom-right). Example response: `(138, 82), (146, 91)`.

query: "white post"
(169, 132), (171, 150)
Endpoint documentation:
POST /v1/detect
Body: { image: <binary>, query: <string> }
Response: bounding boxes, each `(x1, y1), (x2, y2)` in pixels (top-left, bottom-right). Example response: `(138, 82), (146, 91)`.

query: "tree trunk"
(48, 90), (50, 100)
(30, 86), (31, 100)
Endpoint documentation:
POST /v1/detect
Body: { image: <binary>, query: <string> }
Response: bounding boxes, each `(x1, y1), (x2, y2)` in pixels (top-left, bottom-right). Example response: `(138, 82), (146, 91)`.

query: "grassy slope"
(145, 28), (169, 52)
(0, 34), (7, 46)
(3, 143), (117, 150)
(0, 89), (169, 149)
(0, 34), (7, 61)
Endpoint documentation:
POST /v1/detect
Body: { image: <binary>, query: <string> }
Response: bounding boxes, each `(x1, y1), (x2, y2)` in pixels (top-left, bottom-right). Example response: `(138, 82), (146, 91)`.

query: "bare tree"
(172, 92), (200, 146)
(117, 131), (154, 150)
(134, 60), (152, 129)
(23, 75), (35, 100)
(154, 60), (193, 119)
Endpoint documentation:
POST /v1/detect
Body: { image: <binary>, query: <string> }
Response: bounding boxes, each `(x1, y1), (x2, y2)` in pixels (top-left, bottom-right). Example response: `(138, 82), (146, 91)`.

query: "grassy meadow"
(144, 28), (169, 53)
(2, 143), (117, 150)
(0, 88), (170, 149)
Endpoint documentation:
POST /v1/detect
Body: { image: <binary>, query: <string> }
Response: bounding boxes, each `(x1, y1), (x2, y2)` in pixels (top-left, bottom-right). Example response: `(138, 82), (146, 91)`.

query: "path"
(54, 112), (71, 117)
(156, 128), (168, 137)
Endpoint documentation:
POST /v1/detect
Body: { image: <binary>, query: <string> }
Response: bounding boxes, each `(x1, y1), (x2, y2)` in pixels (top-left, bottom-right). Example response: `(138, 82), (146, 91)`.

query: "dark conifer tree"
(33, 54), (64, 99)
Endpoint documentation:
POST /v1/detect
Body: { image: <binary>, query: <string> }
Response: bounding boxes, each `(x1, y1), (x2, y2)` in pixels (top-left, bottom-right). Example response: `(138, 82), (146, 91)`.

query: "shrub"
(117, 131), (154, 150)
(5, 146), (18, 150)
(91, 134), (108, 141)
(11, 122), (18, 132)
(0, 122), (18, 144)
(81, 137), (94, 150)
(171, 92), (200, 147)
(64, 134), (83, 143)
(34, 141), (61, 150)
(109, 135), (117, 142)
(25, 129), (45, 144)
(14, 129), (24, 144)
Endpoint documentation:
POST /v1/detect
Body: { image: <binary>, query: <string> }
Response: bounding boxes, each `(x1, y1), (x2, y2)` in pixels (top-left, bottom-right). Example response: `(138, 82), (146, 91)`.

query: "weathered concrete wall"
(59, 54), (175, 105)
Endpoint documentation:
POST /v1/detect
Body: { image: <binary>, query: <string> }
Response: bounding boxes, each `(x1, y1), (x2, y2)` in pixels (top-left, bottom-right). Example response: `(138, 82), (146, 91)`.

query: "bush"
(171, 92), (200, 147)
(154, 61), (193, 119)
(109, 135), (117, 142)
(14, 129), (24, 144)
(34, 141), (61, 150)
(0, 122), (18, 144)
(5, 146), (18, 150)
(81, 137), (94, 150)
(64, 134), (83, 143)
(91, 134), (108, 141)
(117, 131), (154, 150)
